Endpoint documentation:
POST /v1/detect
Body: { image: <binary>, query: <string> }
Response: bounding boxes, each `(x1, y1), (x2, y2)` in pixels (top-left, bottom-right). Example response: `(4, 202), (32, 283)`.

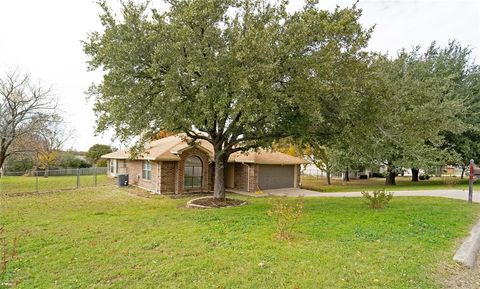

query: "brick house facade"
(104, 134), (307, 194)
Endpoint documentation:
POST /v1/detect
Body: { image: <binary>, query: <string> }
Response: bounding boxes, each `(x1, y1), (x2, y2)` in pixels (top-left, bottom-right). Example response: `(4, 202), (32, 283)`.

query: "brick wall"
(234, 163), (248, 191)
(127, 160), (158, 192)
(248, 164), (259, 192)
(232, 163), (259, 192)
(295, 165), (301, 188)
(160, 161), (176, 194)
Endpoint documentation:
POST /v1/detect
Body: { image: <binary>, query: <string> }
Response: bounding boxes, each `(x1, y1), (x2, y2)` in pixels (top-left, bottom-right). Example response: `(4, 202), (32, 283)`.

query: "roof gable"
(101, 134), (308, 165)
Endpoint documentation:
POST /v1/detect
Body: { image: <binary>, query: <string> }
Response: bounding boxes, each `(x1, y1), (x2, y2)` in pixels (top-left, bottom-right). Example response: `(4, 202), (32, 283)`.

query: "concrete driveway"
(236, 188), (480, 203)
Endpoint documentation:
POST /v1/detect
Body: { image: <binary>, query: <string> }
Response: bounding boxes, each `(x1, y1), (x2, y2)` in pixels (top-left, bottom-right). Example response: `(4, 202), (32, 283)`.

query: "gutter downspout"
(242, 162), (250, 192)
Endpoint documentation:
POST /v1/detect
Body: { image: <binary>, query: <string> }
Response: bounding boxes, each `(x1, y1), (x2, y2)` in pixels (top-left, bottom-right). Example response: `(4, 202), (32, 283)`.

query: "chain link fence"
(0, 167), (111, 194)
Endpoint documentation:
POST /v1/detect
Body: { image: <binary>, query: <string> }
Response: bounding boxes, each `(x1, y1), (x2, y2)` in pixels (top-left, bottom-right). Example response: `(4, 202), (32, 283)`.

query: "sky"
(0, 0), (479, 151)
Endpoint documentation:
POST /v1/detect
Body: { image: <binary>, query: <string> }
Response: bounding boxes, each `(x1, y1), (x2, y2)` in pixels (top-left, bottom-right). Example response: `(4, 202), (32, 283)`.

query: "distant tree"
(84, 0), (372, 199)
(444, 130), (480, 179)
(96, 159), (108, 167)
(57, 152), (91, 168)
(35, 114), (72, 177)
(86, 144), (112, 166)
(368, 46), (467, 185)
(4, 154), (35, 173)
(434, 42), (480, 179)
(0, 70), (57, 175)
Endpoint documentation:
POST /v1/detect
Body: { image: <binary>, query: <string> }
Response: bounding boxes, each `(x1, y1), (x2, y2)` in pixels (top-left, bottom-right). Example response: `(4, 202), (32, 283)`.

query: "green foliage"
(361, 190), (394, 209)
(443, 176), (459, 187)
(57, 152), (91, 168)
(83, 0), (372, 198)
(419, 175), (431, 181)
(96, 159), (108, 167)
(360, 42), (473, 184)
(85, 144), (112, 165)
(267, 196), (304, 240)
(4, 155), (35, 173)
(371, 172), (385, 178)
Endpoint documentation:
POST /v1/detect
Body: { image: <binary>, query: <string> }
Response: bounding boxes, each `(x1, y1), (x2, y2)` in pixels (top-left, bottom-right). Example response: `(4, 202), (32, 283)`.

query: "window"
(142, 161), (152, 180)
(110, 159), (117, 174)
(184, 156), (202, 188)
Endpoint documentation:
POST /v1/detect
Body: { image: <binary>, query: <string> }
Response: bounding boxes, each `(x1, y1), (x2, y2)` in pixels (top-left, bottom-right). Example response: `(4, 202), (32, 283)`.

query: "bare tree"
(35, 114), (72, 177)
(0, 70), (57, 176)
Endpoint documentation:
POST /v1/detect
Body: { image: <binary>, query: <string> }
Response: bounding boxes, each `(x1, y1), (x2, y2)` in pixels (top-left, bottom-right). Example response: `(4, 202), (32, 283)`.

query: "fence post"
(36, 170), (39, 192)
(76, 169), (80, 188)
(94, 167), (97, 187)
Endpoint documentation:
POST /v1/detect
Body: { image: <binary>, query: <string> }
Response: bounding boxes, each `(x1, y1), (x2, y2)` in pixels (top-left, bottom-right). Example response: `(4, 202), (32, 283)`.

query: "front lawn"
(1, 187), (479, 288)
(301, 175), (479, 192)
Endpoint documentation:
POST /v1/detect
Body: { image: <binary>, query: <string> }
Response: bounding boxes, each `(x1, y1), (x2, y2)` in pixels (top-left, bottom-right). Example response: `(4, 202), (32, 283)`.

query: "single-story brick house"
(102, 134), (308, 194)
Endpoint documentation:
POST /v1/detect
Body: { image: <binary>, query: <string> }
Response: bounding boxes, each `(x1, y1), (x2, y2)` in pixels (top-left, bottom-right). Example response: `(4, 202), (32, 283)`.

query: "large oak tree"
(368, 45), (467, 185)
(84, 0), (371, 199)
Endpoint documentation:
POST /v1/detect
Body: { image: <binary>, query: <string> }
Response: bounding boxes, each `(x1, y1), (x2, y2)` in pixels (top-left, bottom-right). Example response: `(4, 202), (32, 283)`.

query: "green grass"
(1, 186), (479, 288)
(0, 175), (111, 194)
(302, 175), (480, 192)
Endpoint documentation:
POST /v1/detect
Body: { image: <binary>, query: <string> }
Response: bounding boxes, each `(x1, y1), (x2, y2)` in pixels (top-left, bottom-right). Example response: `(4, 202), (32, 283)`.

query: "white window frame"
(110, 159), (117, 174)
(142, 161), (152, 180)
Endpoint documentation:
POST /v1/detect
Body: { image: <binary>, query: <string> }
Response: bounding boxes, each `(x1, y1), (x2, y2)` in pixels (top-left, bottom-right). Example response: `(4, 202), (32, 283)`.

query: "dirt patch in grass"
(186, 197), (247, 208)
(169, 192), (212, 199)
(440, 259), (480, 289)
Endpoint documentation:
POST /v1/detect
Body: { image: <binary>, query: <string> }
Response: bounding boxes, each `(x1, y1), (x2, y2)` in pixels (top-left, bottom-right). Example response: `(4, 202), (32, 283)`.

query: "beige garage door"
(258, 165), (294, 189)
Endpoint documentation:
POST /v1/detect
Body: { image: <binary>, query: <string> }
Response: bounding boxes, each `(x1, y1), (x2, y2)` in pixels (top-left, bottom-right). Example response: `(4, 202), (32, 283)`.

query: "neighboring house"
(102, 134), (308, 194)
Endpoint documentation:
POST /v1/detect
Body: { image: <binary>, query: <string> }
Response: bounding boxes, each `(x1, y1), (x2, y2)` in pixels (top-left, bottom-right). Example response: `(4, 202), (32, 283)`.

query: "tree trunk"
(461, 166), (465, 179)
(326, 170), (331, 185)
(213, 150), (228, 200)
(343, 169), (350, 182)
(411, 168), (419, 182)
(385, 163), (396, 185)
(0, 150), (6, 178)
(44, 167), (49, 178)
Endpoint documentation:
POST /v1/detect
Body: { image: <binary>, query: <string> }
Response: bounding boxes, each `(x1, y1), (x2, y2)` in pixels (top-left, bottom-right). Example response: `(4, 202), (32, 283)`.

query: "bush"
(4, 156), (35, 172)
(359, 174), (368, 179)
(419, 174), (430, 180)
(96, 159), (108, 167)
(57, 153), (91, 168)
(362, 190), (394, 209)
(267, 197), (304, 240)
(443, 177), (459, 187)
(371, 172), (385, 178)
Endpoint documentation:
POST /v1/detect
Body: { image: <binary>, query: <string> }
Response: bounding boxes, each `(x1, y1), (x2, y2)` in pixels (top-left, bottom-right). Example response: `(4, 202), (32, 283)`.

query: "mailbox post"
(469, 159), (474, 203)
(468, 160), (480, 203)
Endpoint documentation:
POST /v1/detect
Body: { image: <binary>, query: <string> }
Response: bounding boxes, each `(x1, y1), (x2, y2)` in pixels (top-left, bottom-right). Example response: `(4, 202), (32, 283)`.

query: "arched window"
(184, 156), (202, 188)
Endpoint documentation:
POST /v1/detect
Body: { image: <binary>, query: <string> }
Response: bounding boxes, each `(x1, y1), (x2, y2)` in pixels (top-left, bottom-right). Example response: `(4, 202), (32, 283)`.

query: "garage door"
(258, 165), (294, 189)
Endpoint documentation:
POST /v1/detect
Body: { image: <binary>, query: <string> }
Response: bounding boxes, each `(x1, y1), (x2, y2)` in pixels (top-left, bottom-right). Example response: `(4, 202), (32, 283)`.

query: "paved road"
(236, 188), (480, 203)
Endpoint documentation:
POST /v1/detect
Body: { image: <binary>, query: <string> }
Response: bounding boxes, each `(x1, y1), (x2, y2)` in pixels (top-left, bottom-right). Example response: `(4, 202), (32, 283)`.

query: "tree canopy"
(86, 144), (113, 165)
(84, 0), (372, 198)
